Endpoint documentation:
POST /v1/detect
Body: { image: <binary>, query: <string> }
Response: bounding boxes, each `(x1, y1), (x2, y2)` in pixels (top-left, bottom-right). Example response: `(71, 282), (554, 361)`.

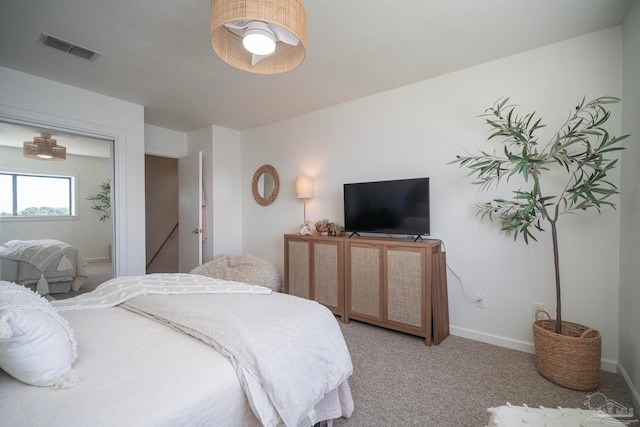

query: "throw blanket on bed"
(1, 240), (75, 294)
(53, 273), (354, 427)
(52, 273), (271, 311)
(1, 240), (73, 273)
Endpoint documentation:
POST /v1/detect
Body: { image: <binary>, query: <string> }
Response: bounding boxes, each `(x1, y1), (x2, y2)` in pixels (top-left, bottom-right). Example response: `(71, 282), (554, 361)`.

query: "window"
(0, 172), (75, 217)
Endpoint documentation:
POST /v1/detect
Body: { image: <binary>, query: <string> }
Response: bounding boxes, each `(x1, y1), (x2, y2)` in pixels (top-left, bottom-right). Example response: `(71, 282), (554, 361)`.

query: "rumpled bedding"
(53, 273), (354, 427)
(0, 239), (88, 294)
(52, 273), (271, 311)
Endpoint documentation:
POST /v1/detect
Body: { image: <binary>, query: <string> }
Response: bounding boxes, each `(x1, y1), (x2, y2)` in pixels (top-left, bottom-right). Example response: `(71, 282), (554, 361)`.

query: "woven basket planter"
(533, 311), (601, 391)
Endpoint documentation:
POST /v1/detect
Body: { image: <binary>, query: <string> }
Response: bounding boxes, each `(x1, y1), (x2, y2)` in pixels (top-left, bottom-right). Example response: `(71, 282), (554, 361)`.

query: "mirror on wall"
(252, 164), (280, 206)
(0, 120), (114, 295)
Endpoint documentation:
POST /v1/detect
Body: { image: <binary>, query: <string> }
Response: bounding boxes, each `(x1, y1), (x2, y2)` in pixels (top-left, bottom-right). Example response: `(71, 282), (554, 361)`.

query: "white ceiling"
(0, 0), (635, 132)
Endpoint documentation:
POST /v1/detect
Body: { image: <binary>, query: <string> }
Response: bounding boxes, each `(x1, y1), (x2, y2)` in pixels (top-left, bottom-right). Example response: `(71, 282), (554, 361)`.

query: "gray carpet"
(53, 261), (112, 299)
(333, 320), (636, 427)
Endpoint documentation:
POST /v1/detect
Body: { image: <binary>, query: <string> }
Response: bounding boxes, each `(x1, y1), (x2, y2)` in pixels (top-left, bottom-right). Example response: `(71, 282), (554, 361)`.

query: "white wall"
(0, 66), (146, 276)
(185, 126), (213, 268)
(241, 28), (625, 369)
(211, 125), (242, 257)
(144, 124), (187, 158)
(620, 1), (640, 409)
(0, 146), (111, 260)
(186, 125), (242, 264)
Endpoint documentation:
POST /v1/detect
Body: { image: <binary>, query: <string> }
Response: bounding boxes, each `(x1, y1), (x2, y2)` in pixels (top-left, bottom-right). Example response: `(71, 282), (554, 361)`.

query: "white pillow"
(0, 281), (78, 388)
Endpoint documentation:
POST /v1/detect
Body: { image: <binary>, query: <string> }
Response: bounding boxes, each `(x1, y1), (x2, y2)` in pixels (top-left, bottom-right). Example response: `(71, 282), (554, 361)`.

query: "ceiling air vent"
(39, 33), (100, 61)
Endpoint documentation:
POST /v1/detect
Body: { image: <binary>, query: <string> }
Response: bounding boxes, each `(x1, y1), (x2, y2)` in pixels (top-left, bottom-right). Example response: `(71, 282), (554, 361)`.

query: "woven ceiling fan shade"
(210, 0), (306, 74)
(23, 136), (66, 161)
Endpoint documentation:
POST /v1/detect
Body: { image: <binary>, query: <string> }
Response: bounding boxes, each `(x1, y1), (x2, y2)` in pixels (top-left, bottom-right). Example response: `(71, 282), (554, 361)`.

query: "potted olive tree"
(451, 96), (628, 390)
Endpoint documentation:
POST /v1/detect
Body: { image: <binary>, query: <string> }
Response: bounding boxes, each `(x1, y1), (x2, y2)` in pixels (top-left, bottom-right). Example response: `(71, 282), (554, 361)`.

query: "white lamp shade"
(296, 176), (313, 199)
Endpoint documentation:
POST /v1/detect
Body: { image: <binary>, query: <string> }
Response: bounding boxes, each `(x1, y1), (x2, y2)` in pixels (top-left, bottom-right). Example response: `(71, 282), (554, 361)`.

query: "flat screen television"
(343, 177), (430, 237)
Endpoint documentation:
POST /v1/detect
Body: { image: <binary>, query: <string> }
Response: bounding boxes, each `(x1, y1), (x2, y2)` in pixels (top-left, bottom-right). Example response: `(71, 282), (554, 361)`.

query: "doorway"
(145, 155), (179, 273)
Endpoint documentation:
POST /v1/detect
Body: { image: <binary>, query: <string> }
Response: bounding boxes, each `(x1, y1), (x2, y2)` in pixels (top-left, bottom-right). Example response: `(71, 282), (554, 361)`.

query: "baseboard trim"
(86, 257), (111, 263)
(450, 325), (618, 373)
(617, 363), (640, 412)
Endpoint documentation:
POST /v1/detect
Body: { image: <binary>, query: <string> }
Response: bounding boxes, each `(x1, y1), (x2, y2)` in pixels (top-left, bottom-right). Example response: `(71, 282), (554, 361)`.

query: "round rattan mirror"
(252, 164), (280, 206)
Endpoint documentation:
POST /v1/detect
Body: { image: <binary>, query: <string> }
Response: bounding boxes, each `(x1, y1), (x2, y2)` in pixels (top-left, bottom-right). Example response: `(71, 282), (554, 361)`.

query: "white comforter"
(53, 274), (354, 427)
(1, 306), (263, 427)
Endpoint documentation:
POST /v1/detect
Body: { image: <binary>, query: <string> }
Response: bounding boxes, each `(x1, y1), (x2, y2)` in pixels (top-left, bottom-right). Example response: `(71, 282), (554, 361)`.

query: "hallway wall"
(145, 155), (179, 273)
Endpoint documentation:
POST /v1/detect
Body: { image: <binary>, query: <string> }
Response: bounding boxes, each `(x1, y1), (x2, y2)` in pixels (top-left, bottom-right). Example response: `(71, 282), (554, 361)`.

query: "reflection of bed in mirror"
(0, 239), (88, 295)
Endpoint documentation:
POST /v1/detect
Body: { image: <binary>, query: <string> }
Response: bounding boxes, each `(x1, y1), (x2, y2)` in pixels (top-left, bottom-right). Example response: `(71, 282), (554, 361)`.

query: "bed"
(0, 239), (89, 295)
(0, 274), (354, 427)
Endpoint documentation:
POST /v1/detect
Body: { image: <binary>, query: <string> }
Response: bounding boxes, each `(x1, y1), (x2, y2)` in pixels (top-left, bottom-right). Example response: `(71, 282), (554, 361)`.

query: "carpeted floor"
(53, 261), (113, 299)
(333, 320), (637, 427)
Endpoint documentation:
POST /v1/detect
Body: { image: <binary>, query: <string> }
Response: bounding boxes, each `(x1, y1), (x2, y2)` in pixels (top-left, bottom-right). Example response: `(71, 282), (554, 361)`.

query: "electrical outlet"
(475, 293), (486, 308)
(533, 302), (544, 318)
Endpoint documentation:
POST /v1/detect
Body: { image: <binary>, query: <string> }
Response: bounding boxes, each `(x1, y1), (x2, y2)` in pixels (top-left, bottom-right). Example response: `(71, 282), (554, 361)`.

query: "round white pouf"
(189, 253), (282, 292)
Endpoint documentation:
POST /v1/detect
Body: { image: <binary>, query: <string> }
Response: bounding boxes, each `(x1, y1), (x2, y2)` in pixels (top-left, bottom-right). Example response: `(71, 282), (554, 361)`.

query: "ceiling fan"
(224, 20), (300, 66)
(210, 0), (306, 74)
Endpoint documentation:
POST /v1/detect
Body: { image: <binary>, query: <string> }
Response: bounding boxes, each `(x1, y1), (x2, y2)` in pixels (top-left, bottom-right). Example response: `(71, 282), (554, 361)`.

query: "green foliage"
(87, 179), (111, 222)
(19, 206), (70, 216)
(451, 96), (628, 332)
(452, 96), (626, 243)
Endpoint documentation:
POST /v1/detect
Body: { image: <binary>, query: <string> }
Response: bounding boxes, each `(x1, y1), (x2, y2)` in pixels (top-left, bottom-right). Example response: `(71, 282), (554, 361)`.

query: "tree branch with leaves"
(87, 179), (111, 222)
(451, 96), (627, 334)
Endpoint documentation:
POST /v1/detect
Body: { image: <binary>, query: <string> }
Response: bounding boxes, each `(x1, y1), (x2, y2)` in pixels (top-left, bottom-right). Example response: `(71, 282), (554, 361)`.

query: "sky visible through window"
(0, 173), (72, 216)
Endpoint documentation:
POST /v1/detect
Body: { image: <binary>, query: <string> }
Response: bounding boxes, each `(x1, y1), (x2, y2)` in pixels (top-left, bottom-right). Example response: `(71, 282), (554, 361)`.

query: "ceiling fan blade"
(268, 23), (299, 46)
(224, 20), (249, 30)
(224, 20), (249, 37)
(251, 51), (274, 66)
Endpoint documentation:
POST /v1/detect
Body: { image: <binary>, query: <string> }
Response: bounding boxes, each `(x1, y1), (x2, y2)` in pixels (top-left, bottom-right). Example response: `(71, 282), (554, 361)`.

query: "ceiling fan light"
(243, 29), (276, 55)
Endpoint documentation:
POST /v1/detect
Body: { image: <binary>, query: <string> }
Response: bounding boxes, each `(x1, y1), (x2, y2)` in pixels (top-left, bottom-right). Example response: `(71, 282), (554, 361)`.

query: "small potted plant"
(451, 95), (628, 390)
